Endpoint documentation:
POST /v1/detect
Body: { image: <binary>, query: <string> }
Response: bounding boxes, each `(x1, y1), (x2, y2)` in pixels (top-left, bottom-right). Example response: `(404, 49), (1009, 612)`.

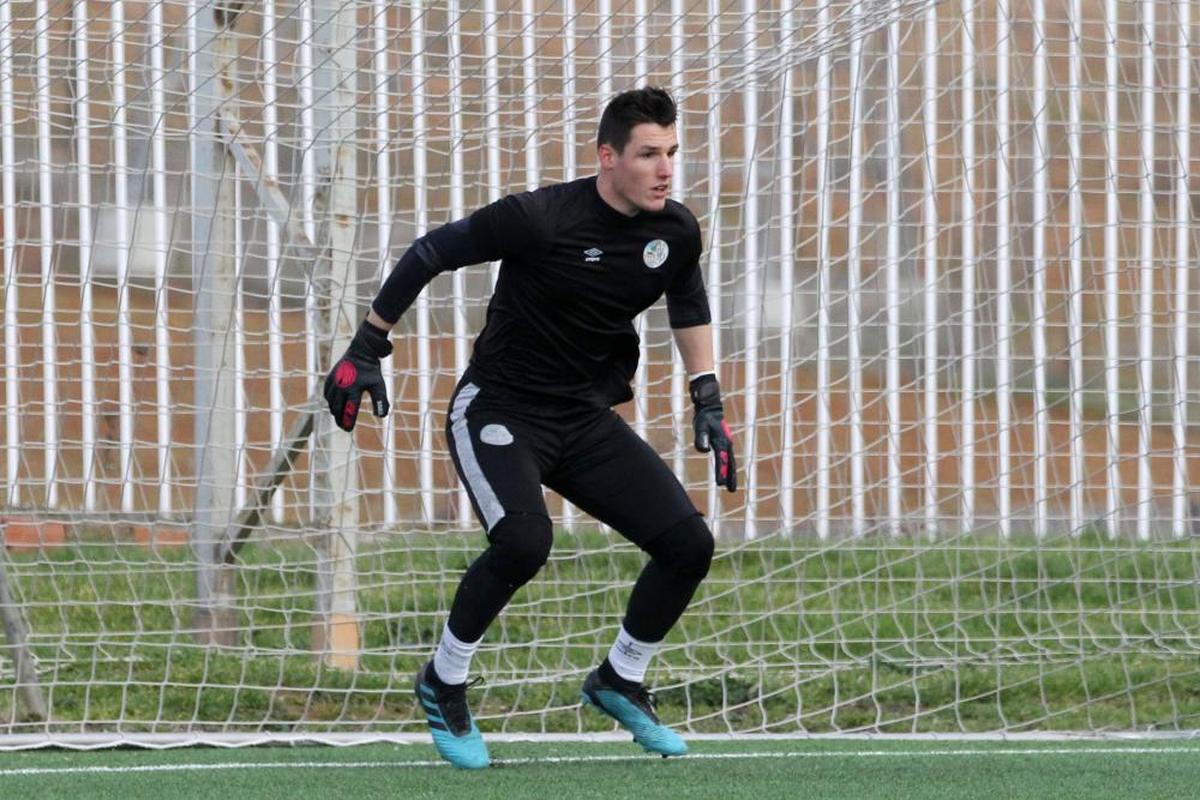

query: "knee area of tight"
(647, 516), (714, 582)
(484, 514), (553, 587)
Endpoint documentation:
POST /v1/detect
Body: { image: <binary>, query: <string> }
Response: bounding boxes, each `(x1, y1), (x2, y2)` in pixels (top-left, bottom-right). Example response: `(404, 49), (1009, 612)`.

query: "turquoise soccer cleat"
(413, 661), (490, 769)
(581, 669), (688, 757)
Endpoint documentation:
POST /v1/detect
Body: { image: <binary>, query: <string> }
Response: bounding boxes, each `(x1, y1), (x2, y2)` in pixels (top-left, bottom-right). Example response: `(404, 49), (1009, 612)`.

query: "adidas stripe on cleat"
(413, 661), (490, 769)
(581, 669), (688, 757)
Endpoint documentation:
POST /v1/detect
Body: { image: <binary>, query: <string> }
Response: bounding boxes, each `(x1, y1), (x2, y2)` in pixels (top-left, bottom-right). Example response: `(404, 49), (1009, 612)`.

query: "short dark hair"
(597, 86), (677, 154)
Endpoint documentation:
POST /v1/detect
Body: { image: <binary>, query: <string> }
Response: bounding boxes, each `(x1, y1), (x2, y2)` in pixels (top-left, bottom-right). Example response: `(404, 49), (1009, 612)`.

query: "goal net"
(1, 0), (1198, 745)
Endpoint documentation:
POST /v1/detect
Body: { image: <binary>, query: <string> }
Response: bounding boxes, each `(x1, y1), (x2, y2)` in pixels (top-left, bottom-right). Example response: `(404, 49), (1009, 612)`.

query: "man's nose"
(658, 155), (672, 178)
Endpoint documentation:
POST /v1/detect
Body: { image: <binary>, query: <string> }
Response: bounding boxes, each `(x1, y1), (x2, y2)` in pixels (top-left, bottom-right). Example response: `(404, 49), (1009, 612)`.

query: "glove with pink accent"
(690, 373), (737, 493)
(323, 318), (393, 432)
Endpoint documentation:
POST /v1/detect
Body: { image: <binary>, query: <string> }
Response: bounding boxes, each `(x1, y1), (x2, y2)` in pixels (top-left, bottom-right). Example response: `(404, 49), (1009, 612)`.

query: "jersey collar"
(589, 176), (649, 225)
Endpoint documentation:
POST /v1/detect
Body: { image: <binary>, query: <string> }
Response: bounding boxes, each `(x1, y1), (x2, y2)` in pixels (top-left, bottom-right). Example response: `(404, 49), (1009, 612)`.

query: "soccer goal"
(0, 0), (1197, 746)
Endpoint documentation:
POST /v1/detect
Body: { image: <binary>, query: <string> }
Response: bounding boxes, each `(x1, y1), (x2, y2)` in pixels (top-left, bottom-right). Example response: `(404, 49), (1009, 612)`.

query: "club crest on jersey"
(643, 239), (669, 269)
(583, 247), (603, 263)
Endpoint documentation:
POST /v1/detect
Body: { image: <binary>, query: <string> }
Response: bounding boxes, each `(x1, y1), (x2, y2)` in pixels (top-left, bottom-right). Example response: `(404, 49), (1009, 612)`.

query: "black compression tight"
(445, 513), (553, 643)
(446, 513), (713, 646)
(621, 514), (714, 642)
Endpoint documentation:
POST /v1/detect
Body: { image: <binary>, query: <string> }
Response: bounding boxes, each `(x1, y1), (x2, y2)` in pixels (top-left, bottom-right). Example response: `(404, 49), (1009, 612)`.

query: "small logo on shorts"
(480, 424), (514, 446)
(584, 247), (603, 263)
(643, 239), (668, 269)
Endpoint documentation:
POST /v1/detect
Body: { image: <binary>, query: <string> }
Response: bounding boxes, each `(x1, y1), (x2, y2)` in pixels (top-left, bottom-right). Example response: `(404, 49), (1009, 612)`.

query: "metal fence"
(0, 0), (1197, 541)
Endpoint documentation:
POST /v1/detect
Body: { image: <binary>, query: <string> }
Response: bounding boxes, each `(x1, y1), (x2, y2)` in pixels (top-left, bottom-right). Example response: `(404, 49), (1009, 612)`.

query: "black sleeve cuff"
(668, 311), (713, 329)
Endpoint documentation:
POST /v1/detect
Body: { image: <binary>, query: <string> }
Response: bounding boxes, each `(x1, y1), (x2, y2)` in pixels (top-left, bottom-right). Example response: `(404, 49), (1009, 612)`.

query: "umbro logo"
(583, 247), (603, 263)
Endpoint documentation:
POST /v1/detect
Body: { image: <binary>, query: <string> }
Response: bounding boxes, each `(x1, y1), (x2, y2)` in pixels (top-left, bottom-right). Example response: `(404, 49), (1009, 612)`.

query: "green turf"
(2, 527), (1199, 734)
(1, 739), (1199, 799)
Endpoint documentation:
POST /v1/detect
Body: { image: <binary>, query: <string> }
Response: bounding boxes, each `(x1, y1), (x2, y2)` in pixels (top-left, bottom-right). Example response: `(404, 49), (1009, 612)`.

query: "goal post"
(0, 0), (1198, 745)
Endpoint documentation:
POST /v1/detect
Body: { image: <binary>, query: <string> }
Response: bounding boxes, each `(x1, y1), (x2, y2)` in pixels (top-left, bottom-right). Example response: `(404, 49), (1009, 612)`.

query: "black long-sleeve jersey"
(372, 176), (711, 407)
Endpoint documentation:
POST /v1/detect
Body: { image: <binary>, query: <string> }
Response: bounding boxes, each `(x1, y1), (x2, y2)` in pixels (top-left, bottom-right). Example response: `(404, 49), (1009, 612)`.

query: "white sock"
(432, 623), (481, 686)
(606, 625), (660, 684)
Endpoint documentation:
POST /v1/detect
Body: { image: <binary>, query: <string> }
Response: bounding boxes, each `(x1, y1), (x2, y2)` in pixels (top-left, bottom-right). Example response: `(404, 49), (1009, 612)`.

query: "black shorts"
(443, 373), (700, 546)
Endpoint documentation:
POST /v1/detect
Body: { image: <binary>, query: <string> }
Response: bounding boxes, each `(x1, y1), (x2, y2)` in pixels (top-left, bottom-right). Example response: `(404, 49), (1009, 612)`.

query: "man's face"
(599, 123), (678, 214)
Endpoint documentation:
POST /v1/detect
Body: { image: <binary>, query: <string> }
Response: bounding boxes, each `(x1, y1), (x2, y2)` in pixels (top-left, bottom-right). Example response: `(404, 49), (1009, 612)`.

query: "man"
(323, 87), (736, 769)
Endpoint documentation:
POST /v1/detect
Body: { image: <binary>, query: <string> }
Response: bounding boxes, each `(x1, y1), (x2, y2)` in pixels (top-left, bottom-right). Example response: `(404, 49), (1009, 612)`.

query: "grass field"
(3, 527), (1199, 737)
(1, 738), (1199, 799)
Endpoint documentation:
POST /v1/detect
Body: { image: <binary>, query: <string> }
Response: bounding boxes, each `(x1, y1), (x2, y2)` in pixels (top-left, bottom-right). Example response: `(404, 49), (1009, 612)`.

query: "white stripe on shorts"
(449, 383), (505, 531)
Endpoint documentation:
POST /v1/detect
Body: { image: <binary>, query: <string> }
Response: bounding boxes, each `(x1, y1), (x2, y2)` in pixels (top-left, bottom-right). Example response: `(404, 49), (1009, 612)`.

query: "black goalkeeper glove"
(323, 318), (393, 432)
(690, 373), (737, 493)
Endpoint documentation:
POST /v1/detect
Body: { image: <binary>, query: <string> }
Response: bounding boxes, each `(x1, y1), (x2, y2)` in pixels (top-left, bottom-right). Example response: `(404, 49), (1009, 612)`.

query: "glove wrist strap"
(689, 373), (722, 409)
(353, 318), (394, 358)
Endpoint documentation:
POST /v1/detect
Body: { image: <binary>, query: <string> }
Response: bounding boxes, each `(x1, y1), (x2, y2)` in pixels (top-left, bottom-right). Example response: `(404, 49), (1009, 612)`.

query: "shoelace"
(432, 675), (485, 734)
(632, 685), (661, 722)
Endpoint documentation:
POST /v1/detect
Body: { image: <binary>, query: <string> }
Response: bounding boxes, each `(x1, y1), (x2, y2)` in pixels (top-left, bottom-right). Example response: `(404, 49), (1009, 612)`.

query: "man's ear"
(597, 142), (617, 169)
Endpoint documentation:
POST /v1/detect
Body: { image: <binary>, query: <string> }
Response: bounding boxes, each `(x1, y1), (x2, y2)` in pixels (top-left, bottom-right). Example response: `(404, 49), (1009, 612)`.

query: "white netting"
(1, 0), (1198, 744)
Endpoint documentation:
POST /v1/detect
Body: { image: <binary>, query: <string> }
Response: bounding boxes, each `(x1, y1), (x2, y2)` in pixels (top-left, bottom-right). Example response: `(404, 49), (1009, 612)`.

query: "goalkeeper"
(323, 86), (736, 769)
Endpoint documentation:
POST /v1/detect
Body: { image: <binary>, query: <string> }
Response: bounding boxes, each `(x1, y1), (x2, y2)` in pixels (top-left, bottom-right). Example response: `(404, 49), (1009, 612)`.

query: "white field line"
(1, 747), (1199, 777)
(5, 730), (1198, 751)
